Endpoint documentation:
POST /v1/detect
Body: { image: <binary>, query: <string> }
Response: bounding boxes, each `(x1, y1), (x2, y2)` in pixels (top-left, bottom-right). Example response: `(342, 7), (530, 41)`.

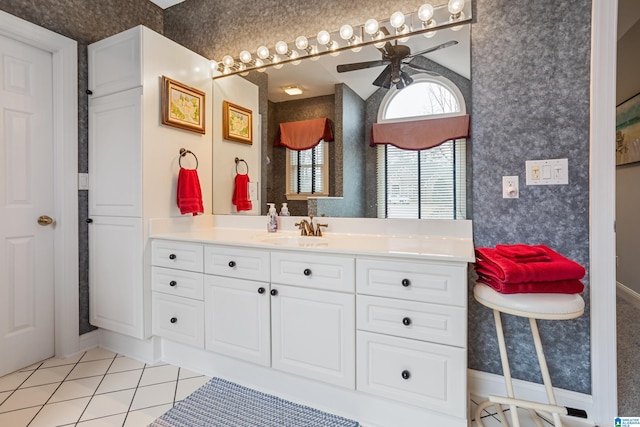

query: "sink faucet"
(295, 216), (328, 236)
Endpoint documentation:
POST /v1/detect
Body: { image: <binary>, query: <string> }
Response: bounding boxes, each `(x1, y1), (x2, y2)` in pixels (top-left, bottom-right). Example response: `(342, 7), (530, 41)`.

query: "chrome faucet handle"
(315, 223), (328, 237)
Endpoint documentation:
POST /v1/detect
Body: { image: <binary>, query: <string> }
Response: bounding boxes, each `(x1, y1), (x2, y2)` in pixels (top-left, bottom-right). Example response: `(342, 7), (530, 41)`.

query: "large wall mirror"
(212, 6), (471, 219)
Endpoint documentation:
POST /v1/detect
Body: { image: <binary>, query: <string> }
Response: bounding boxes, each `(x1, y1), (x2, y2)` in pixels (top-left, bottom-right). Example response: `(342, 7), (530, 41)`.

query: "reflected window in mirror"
(376, 74), (467, 219)
(285, 142), (329, 200)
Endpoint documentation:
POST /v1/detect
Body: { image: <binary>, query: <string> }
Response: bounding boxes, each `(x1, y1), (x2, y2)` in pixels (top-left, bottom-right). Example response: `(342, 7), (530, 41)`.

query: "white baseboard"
(96, 329), (161, 364)
(617, 281), (640, 306)
(78, 330), (99, 352)
(468, 369), (595, 426)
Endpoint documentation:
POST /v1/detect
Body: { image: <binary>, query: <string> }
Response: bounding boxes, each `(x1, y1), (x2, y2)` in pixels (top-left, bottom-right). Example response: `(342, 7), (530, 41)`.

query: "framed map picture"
(223, 101), (252, 144)
(162, 76), (205, 134)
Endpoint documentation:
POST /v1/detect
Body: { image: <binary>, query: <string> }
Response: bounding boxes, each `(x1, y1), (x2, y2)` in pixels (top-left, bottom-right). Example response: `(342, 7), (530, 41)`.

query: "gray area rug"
(617, 295), (640, 416)
(150, 377), (359, 427)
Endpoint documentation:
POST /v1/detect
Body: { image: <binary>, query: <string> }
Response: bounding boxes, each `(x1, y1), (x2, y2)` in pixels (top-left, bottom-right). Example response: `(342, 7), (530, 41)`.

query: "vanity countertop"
(149, 215), (475, 262)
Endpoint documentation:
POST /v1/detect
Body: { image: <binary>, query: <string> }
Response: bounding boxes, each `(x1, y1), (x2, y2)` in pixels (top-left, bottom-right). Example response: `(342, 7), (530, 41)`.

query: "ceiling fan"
(336, 38), (458, 90)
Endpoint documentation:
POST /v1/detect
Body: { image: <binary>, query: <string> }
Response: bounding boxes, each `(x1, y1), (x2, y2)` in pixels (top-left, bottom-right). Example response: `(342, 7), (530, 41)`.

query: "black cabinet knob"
(401, 370), (411, 380)
(303, 268), (312, 276)
(402, 317), (412, 326)
(169, 281), (177, 287)
(86, 218), (93, 223)
(258, 287), (265, 294)
(270, 289), (278, 296)
(401, 278), (411, 287)
(228, 261), (236, 268)
(169, 254), (176, 260)
(170, 317), (177, 324)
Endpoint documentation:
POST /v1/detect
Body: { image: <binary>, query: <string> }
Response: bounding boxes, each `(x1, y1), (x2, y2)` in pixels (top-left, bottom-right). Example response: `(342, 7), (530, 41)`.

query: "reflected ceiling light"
(339, 24), (362, 52)
(418, 4), (438, 38)
(364, 18), (386, 48)
(317, 30), (339, 56)
(283, 85), (303, 95)
(239, 50), (252, 64)
(390, 11), (410, 42)
(256, 45), (270, 60)
(448, 0), (465, 30)
(295, 35), (320, 59)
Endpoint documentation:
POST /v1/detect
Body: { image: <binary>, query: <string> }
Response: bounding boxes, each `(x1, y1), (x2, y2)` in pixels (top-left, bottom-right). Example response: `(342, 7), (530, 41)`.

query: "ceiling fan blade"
(403, 61), (440, 76)
(337, 60), (389, 73)
(372, 64), (392, 88)
(408, 40), (459, 58)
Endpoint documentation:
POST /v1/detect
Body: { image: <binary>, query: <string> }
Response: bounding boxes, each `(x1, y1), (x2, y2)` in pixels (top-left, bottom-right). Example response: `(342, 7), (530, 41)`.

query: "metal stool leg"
(529, 317), (563, 427)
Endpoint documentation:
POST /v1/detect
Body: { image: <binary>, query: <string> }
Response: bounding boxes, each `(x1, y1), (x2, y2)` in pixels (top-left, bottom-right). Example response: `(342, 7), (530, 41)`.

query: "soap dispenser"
(267, 203), (278, 232)
(280, 203), (290, 216)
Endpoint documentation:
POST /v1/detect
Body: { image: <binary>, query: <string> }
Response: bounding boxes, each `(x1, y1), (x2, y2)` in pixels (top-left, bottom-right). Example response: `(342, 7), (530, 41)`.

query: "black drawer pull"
(228, 261), (236, 268)
(401, 370), (411, 380)
(169, 281), (177, 287)
(258, 287), (265, 294)
(303, 268), (312, 276)
(402, 317), (412, 326)
(170, 317), (177, 324)
(169, 254), (176, 260)
(401, 278), (411, 287)
(270, 289), (278, 296)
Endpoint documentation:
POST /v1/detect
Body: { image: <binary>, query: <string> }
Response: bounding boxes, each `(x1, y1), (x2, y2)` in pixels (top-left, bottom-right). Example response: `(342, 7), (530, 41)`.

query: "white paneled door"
(0, 34), (55, 376)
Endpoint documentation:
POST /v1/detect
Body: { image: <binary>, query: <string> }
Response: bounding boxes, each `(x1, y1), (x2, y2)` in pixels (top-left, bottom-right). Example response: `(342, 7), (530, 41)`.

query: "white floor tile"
(138, 364), (179, 387)
(39, 353), (83, 369)
(19, 362), (43, 372)
(81, 348), (118, 363)
(29, 396), (91, 427)
(0, 391), (10, 405)
(0, 371), (32, 393)
(20, 364), (74, 388)
(0, 406), (41, 427)
(76, 412), (127, 426)
(178, 367), (203, 380)
(107, 356), (145, 374)
(67, 359), (113, 381)
(0, 383), (58, 413)
(96, 370), (143, 395)
(130, 381), (176, 411)
(124, 403), (172, 426)
(80, 389), (135, 421)
(49, 376), (103, 403)
(175, 376), (209, 402)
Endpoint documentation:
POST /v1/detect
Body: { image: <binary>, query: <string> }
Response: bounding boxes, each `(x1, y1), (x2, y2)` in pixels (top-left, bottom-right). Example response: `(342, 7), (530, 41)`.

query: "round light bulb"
(290, 50), (301, 65)
(275, 41), (289, 55)
(255, 58), (266, 72)
(317, 30), (331, 46)
(295, 36), (309, 50)
(339, 24), (354, 40)
(256, 46), (270, 60)
(210, 60), (218, 70)
(222, 55), (234, 67)
(309, 45), (320, 61)
(364, 19), (379, 35)
(390, 11), (405, 29)
(239, 50), (252, 63)
(448, 0), (465, 15)
(273, 55), (284, 69)
(418, 4), (434, 22)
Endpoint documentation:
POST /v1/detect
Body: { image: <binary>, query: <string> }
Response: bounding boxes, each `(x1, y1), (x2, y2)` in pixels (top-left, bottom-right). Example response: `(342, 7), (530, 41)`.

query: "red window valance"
(275, 118), (334, 151)
(371, 115), (470, 151)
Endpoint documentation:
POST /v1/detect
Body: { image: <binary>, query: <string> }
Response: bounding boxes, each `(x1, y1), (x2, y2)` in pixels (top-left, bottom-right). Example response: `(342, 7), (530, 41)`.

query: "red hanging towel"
(232, 173), (252, 211)
(176, 168), (204, 216)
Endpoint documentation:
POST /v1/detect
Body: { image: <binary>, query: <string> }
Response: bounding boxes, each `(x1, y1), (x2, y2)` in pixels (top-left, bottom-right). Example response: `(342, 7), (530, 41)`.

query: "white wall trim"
(589, 0), (618, 425)
(0, 11), (79, 358)
(617, 281), (640, 306)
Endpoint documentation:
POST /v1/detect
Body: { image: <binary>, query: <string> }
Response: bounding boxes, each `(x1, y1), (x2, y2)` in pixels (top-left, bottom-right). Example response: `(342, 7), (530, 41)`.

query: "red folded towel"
(475, 245), (585, 284)
(495, 244), (551, 263)
(477, 275), (584, 294)
(176, 168), (204, 216)
(232, 173), (252, 211)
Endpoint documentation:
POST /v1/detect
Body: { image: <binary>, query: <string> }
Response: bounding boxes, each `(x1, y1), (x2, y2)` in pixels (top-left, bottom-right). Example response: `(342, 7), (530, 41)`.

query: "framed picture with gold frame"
(161, 76), (206, 134)
(223, 101), (253, 144)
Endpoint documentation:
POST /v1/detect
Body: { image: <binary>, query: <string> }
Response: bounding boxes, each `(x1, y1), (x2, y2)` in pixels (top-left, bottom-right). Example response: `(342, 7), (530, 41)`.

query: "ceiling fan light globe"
(418, 4), (434, 22)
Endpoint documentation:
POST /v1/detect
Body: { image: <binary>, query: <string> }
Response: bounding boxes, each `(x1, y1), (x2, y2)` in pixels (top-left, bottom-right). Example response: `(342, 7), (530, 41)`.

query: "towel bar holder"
(179, 148), (198, 169)
(235, 157), (248, 174)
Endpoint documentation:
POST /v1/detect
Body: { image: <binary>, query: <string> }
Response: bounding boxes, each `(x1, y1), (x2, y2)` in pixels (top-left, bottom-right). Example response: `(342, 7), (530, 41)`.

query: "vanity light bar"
(211, 0), (470, 78)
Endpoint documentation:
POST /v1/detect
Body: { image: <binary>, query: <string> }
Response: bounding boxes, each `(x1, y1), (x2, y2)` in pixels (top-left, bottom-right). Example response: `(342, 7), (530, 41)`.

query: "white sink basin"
(259, 235), (329, 247)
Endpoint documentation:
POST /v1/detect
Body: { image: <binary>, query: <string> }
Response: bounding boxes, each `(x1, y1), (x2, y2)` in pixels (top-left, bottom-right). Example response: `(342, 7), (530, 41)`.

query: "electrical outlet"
(531, 166), (541, 180)
(502, 176), (519, 199)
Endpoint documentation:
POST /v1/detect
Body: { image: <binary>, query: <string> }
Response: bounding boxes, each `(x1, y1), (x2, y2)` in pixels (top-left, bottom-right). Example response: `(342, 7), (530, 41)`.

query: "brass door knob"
(37, 215), (54, 226)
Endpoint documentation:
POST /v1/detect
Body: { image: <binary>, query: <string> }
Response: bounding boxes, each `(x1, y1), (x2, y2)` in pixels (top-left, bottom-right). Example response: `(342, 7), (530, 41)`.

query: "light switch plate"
(525, 158), (568, 185)
(78, 173), (89, 190)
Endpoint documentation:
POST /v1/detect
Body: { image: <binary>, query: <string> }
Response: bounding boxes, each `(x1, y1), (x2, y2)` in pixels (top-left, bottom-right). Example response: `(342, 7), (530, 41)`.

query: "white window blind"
(286, 141), (329, 198)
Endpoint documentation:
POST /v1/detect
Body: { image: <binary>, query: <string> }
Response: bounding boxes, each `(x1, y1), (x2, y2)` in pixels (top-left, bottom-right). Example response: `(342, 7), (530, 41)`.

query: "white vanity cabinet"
(355, 257), (468, 417)
(87, 26), (211, 339)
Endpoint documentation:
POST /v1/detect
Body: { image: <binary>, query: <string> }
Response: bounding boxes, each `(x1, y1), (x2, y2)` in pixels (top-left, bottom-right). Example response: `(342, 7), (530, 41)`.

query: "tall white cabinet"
(87, 26), (212, 339)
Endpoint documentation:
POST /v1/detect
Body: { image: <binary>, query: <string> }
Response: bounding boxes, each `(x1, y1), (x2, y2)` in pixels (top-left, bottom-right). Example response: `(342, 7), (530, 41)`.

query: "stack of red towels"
(474, 244), (585, 294)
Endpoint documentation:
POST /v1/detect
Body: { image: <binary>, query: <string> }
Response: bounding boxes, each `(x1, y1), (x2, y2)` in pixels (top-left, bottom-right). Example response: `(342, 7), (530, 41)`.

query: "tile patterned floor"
(0, 348), (209, 427)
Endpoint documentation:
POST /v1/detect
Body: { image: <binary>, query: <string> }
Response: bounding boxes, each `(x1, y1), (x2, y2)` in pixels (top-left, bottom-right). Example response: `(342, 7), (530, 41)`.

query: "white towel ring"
(179, 148), (198, 169)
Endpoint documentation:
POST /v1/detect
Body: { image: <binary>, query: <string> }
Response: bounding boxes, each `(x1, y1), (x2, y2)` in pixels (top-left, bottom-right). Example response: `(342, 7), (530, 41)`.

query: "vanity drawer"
(356, 258), (467, 307)
(204, 245), (270, 282)
(356, 331), (466, 416)
(152, 293), (204, 348)
(152, 240), (203, 272)
(356, 295), (465, 347)
(152, 266), (203, 300)
(271, 251), (355, 293)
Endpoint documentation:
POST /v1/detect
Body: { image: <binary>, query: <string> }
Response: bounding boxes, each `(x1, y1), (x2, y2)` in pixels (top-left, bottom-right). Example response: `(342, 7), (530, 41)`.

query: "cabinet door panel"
(152, 293), (204, 348)
(204, 275), (270, 366)
(89, 217), (144, 338)
(88, 27), (141, 97)
(271, 285), (355, 389)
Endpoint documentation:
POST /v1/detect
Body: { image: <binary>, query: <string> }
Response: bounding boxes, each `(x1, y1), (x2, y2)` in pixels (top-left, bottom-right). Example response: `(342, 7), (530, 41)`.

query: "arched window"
(376, 74), (467, 219)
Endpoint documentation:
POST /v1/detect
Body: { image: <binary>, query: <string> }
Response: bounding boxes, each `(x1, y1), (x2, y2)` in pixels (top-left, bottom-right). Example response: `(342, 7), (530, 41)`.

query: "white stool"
(473, 283), (587, 427)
